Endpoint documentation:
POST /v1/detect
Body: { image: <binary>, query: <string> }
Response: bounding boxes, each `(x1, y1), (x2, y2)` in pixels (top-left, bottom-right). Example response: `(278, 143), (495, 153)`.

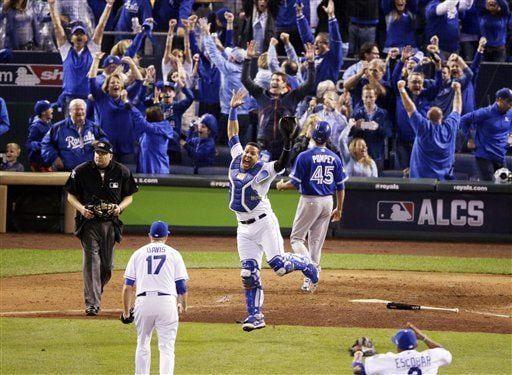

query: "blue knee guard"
(240, 259), (263, 316)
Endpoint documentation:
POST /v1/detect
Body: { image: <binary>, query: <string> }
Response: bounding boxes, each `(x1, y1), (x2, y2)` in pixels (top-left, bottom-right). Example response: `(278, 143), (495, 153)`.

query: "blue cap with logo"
(71, 23), (87, 35)
(34, 100), (52, 115)
(391, 329), (417, 350)
(149, 221), (170, 238)
(102, 55), (122, 68)
(496, 87), (512, 101)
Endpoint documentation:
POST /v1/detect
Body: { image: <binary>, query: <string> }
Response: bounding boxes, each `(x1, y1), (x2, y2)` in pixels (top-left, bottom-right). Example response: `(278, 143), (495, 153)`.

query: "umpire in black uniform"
(64, 141), (138, 316)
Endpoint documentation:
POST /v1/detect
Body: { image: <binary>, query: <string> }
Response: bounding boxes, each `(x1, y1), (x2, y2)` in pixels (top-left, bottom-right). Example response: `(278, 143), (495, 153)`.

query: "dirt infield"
(1, 233), (511, 334)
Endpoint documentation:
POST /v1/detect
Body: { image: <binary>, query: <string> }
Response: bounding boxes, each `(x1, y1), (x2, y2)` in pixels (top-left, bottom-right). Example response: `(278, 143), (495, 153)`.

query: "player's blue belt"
(137, 292), (170, 297)
(239, 213), (266, 225)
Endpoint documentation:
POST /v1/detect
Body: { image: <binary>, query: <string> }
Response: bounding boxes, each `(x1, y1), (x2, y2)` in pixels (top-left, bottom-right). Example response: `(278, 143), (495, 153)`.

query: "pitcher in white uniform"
(352, 322), (452, 375)
(121, 221), (189, 375)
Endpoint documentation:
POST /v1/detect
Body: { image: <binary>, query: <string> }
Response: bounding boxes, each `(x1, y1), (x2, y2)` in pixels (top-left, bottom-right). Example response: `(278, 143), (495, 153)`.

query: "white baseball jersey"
(229, 140), (282, 222)
(124, 242), (189, 375)
(364, 348), (452, 375)
(124, 242), (189, 296)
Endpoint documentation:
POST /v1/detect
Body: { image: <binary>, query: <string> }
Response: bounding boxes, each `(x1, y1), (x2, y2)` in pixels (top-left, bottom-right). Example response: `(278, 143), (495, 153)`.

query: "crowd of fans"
(1, 0), (511, 181)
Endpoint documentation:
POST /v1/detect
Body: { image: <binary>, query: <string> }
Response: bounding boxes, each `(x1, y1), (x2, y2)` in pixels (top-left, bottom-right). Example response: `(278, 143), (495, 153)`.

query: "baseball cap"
(102, 55), (122, 68)
(225, 47), (246, 64)
(93, 141), (113, 154)
(215, 7), (230, 27)
(71, 24), (87, 35)
(391, 329), (417, 350)
(199, 113), (218, 138)
(34, 100), (52, 115)
(496, 87), (512, 101)
(149, 220), (170, 238)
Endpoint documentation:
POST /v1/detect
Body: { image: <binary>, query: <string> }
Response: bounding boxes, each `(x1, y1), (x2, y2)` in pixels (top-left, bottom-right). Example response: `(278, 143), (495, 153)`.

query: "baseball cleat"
(302, 262), (319, 284)
(85, 306), (99, 316)
(242, 314), (266, 332)
(301, 277), (311, 292)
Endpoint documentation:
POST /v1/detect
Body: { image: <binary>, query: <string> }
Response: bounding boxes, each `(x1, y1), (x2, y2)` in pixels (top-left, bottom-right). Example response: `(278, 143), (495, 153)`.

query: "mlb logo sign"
(377, 201), (414, 222)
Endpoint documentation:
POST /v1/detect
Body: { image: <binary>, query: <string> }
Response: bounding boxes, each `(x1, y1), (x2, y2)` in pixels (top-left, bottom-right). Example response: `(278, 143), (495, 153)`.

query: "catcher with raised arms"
(65, 141), (138, 316)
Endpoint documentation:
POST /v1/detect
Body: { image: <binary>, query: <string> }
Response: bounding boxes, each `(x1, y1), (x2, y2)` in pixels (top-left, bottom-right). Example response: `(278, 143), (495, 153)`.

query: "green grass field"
(1, 249), (511, 374)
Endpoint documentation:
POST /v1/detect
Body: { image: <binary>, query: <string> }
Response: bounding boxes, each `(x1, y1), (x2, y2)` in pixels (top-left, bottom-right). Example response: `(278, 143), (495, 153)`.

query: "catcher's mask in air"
(312, 121), (331, 144)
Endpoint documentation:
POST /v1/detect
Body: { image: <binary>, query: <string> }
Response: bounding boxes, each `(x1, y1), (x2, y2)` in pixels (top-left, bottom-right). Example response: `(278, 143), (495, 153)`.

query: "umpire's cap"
(312, 121), (331, 144)
(391, 329), (417, 350)
(149, 221), (170, 238)
(93, 141), (113, 154)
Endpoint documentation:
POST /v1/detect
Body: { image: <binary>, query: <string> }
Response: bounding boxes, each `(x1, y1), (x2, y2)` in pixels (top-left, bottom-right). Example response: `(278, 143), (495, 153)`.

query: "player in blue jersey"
(277, 121), (347, 292)
(227, 89), (319, 332)
(398, 80), (462, 180)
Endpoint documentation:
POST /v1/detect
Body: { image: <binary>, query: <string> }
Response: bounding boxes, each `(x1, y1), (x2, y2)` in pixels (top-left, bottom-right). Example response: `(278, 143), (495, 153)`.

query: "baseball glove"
(278, 116), (300, 141)
(120, 308), (134, 324)
(87, 201), (117, 218)
(348, 336), (376, 357)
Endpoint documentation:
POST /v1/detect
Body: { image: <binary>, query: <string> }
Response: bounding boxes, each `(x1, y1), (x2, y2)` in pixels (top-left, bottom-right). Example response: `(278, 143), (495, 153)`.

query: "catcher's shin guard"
(268, 253), (310, 276)
(240, 259), (263, 316)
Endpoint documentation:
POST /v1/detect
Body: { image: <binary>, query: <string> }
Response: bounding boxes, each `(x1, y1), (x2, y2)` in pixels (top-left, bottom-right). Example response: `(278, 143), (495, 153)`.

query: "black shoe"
(85, 306), (99, 316)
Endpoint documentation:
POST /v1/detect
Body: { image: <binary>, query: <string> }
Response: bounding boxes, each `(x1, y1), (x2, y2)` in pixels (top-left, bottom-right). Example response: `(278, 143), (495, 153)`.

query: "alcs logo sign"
(377, 199), (484, 227)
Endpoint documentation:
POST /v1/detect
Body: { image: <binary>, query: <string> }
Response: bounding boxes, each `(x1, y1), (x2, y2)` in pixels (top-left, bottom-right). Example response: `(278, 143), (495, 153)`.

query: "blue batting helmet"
(312, 121), (331, 144)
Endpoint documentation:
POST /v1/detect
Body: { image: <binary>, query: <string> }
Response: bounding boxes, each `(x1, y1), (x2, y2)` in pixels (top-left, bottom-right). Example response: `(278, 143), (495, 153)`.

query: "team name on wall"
(0, 64), (63, 87)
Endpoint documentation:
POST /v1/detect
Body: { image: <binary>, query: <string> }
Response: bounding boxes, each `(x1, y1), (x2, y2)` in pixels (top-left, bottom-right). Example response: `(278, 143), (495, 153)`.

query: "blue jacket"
(130, 106), (174, 174)
(425, 0), (460, 53)
(152, 0), (193, 30)
(26, 117), (52, 165)
(460, 103), (512, 164)
(0, 97), (9, 136)
(159, 87), (194, 153)
(381, 0), (418, 50)
(350, 107), (393, 162)
(190, 31), (221, 105)
(433, 67), (474, 115)
(115, 0), (152, 33)
(183, 127), (216, 169)
(89, 78), (142, 155)
(41, 118), (107, 171)
(203, 34), (253, 115)
(392, 60), (442, 141)
(297, 15), (343, 90)
(476, 0), (510, 47)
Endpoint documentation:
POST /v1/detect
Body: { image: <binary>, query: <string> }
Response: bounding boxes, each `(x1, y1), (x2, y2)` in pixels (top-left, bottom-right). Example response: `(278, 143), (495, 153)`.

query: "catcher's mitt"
(348, 336), (376, 357)
(120, 308), (134, 324)
(278, 116), (300, 141)
(86, 201), (117, 218)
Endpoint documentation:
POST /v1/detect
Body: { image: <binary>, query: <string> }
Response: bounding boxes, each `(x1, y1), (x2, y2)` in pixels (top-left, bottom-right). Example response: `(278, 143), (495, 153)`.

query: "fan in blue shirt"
(398, 80), (462, 180)
(460, 87), (512, 180)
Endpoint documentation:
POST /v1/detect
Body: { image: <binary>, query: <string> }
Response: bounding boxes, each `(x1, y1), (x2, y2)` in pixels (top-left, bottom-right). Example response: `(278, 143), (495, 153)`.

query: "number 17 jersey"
(289, 146), (347, 196)
(124, 242), (189, 297)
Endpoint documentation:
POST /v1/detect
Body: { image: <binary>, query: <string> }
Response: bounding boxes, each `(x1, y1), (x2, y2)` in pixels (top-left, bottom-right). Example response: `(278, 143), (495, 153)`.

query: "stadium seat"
(454, 153), (477, 180)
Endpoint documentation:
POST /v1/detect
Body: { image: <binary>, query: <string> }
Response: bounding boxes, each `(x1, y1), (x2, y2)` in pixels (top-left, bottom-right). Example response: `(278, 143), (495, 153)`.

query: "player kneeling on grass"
(227, 89), (320, 332)
(352, 322), (452, 375)
(121, 221), (189, 375)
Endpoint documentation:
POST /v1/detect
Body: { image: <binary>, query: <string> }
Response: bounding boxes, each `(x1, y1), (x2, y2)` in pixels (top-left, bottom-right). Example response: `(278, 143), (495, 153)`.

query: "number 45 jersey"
(289, 146), (347, 196)
(124, 242), (189, 297)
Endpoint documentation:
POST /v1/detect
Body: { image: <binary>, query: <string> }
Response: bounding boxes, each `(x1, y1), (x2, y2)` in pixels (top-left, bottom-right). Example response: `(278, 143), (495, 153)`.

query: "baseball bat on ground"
(387, 302), (459, 313)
